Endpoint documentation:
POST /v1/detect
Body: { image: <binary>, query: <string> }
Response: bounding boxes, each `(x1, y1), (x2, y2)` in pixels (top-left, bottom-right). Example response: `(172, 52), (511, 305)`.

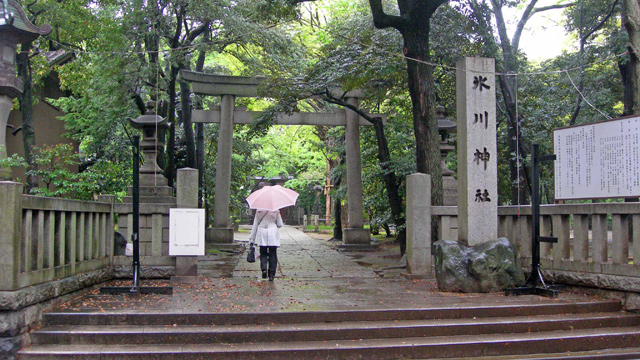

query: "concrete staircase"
(19, 299), (640, 359)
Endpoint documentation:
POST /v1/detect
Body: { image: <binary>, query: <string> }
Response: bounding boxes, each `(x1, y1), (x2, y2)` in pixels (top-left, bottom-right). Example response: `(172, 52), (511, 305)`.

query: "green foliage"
(26, 144), (129, 200)
(0, 147), (27, 169)
(27, 144), (87, 198)
(13, 0), (633, 214)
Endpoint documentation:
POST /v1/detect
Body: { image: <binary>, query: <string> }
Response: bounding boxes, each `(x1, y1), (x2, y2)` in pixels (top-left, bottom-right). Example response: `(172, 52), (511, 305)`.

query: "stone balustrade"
(433, 203), (640, 293)
(0, 182), (114, 292)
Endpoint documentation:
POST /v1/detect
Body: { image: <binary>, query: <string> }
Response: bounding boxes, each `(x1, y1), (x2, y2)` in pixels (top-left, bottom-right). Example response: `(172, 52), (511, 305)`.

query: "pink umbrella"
(246, 185), (300, 211)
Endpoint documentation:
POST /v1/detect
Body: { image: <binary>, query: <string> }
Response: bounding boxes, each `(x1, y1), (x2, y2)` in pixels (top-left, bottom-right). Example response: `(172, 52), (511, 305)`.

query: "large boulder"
(433, 238), (524, 293)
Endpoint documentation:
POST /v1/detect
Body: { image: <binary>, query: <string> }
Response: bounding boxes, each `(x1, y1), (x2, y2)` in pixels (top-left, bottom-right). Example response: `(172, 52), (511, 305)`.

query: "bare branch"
(531, 2), (576, 15)
(187, 21), (210, 43)
(320, 89), (374, 125)
(582, 0), (619, 42)
(369, 0), (405, 32)
(513, 2), (575, 51)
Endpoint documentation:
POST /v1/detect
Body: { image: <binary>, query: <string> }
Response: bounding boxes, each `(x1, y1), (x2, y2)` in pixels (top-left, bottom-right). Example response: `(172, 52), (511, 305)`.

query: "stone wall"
(0, 269), (111, 359)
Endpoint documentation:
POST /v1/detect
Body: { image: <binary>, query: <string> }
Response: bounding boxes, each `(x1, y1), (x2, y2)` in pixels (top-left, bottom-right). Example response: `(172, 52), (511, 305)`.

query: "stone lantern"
(0, 0), (51, 179)
(128, 101), (168, 185)
(436, 105), (458, 206)
(126, 100), (175, 203)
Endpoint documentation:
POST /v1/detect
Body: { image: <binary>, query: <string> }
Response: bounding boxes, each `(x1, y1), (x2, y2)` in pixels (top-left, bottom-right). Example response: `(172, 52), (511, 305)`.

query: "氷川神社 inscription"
(554, 116), (640, 200)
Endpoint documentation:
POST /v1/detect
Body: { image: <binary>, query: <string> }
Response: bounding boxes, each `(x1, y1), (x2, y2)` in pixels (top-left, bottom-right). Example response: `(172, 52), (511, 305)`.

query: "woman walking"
(246, 184), (299, 281)
(249, 209), (283, 281)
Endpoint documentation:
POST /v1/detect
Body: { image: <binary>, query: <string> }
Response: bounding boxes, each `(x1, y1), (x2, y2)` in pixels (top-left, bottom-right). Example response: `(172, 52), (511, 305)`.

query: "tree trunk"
(369, 0), (445, 206)
(16, 41), (38, 193)
(402, 21), (443, 207)
(622, 0), (640, 115)
(619, 59), (635, 115)
(371, 117), (407, 254)
(332, 156), (345, 241)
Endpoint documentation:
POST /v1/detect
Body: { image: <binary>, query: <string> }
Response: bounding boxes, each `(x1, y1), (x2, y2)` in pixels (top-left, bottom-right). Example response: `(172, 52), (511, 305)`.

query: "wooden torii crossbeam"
(192, 107), (384, 126)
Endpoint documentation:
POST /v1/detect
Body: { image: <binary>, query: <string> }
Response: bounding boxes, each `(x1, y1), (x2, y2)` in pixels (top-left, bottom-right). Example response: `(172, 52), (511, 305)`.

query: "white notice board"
(169, 208), (205, 256)
(554, 116), (640, 200)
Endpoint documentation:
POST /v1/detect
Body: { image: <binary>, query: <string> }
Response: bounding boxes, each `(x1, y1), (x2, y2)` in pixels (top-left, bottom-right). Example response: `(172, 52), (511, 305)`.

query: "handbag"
(247, 212), (267, 263)
(246, 243), (256, 263)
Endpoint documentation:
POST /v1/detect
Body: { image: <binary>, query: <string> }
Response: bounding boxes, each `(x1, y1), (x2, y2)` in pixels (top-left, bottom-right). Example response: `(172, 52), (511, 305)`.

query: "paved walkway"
(56, 226), (606, 314)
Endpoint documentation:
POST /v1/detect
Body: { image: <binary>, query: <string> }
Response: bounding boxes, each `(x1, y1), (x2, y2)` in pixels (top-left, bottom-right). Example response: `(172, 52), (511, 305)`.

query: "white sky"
(503, 1), (573, 61)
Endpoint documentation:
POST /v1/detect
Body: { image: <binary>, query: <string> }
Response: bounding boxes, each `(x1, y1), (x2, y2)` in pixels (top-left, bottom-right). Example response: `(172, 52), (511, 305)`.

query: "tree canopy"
(9, 0), (636, 241)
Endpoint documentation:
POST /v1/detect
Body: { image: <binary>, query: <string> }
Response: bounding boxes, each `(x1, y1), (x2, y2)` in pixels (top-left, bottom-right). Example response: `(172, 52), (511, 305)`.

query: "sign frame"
(169, 208), (206, 256)
(553, 115), (640, 201)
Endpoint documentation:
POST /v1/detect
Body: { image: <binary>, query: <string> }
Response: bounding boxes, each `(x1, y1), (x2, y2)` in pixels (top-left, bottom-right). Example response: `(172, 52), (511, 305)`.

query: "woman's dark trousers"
(260, 246), (278, 280)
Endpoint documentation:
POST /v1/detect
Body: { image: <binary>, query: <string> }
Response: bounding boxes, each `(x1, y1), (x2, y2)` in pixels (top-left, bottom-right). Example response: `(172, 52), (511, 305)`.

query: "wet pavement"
(55, 226), (608, 314)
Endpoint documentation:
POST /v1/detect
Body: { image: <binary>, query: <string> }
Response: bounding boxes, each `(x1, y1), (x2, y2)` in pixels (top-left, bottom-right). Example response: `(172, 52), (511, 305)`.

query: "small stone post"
(456, 57), (498, 246)
(405, 173), (432, 277)
(175, 168), (199, 277)
(0, 181), (23, 291)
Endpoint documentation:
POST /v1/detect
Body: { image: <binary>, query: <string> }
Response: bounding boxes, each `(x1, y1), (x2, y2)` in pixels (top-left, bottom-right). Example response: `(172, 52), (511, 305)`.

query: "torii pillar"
(182, 72), (379, 245)
(342, 97), (369, 244)
(208, 94), (235, 243)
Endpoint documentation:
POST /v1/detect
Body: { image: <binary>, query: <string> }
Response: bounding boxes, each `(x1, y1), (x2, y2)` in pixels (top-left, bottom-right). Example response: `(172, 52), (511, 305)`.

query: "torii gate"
(182, 71), (384, 246)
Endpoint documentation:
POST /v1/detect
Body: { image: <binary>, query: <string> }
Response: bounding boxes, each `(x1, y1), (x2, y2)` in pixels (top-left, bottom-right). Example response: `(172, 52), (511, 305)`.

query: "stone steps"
(29, 312), (640, 345)
(19, 300), (640, 359)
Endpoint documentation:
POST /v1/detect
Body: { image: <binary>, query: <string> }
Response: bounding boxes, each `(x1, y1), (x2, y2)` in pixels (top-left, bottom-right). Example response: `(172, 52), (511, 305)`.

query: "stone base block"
(343, 228), (371, 244)
(433, 238), (524, 293)
(139, 174), (168, 187)
(175, 257), (198, 276)
(206, 228), (234, 244)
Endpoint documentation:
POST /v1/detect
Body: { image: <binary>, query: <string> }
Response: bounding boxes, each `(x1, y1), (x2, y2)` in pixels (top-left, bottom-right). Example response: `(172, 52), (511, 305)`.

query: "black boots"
(262, 270), (267, 279)
(268, 271), (275, 281)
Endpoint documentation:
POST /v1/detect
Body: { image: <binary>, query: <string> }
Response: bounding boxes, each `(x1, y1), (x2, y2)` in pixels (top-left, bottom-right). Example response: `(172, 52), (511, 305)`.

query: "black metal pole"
(531, 143), (541, 284)
(131, 135), (140, 292)
(99, 134), (172, 295)
(506, 143), (558, 297)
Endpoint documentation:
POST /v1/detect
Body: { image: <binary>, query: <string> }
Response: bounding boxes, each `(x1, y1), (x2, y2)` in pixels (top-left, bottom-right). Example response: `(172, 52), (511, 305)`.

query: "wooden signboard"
(554, 116), (640, 200)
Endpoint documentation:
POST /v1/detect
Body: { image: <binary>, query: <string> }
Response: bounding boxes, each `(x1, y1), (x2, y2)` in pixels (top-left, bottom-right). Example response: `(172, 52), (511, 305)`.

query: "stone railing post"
(175, 168), (200, 277)
(99, 195), (116, 260)
(177, 168), (199, 208)
(0, 181), (23, 291)
(405, 173), (432, 277)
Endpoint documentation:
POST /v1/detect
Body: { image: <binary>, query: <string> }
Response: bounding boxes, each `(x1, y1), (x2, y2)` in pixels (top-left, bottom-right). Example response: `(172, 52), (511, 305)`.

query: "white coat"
(249, 210), (283, 247)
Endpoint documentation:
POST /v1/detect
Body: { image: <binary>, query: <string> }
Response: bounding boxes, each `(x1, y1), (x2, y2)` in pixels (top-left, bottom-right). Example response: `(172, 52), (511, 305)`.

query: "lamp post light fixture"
(0, 0), (51, 180)
(128, 101), (168, 180)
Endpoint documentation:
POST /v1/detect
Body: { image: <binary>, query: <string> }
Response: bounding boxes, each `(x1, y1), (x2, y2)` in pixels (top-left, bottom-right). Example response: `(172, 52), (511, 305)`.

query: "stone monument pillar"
(0, 1), (51, 180)
(210, 94), (235, 243)
(432, 58), (523, 293)
(456, 57), (497, 246)
(343, 97), (370, 244)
